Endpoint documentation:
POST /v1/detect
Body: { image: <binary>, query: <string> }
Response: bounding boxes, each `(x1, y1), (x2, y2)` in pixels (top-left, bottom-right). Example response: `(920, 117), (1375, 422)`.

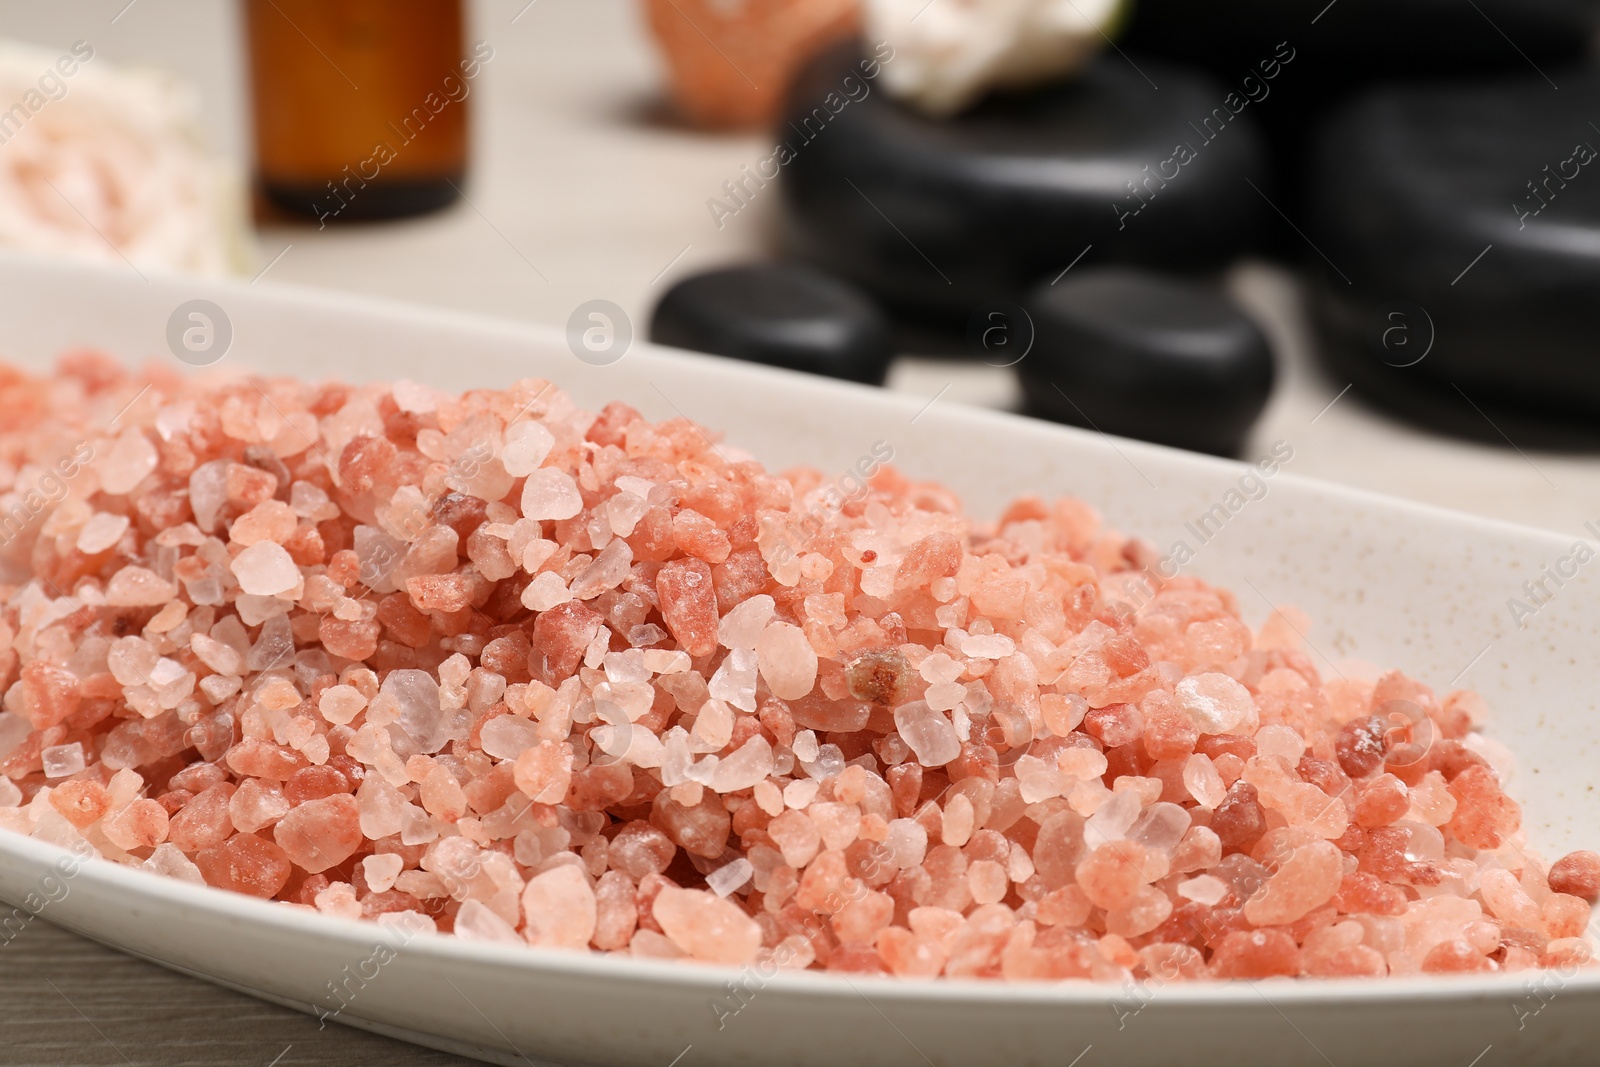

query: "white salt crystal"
(685, 755), (719, 786)
(107, 636), (158, 686)
(290, 480), (335, 520)
(925, 681), (966, 712)
(892, 701), (960, 767)
(884, 818), (928, 869)
(1013, 754), (1064, 803)
(783, 778), (819, 810)
(522, 538), (558, 574)
(143, 843), (205, 885)
(622, 727), (666, 770)
(717, 595), (775, 650)
(756, 621), (818, 700)
(1176, 673), (1255, 735)
(42, 742), (85, 778)
(919, 651), (964, 685)
(711, 736), (774, 793)
(384, 669), (446, 752)
(357, 779), (406, 840)
(590, 701), (634, 759)
(480, 714), (541, 760)
(200, 674), (241, 703)
(500, 420), (555, 477)
(957, 632), (1016, 659)
(190, 632), (242, 676)
(708, 647), (758, 713)
(607, 491), (649, 537)
(76, 513), (130, 555)
(231, 541), (300, 597)
(247, 614), (295, 671)
(521, 571), (572, 611)
(707, 858), (754, 898)
(603, 649), (651, 685)
(568, 538), (633, 600)
(1183, 753), (1226, 809)
(1129, 802), (1192, 854)
(692, 698), (734, 750)
(454, 899), (524, 946)
(628, 624), (668, 648)
(642, 649), (690, 675)
(660, 728), (692, 787)
(583, 625), (610, 670)
(614, 475), (656, 500)
(100, 429), (158, 495)
(188, 460), (229, 532)
(1084, 788), (1142, 850)
(1176, 874), (1229, 906)
(792, 729), (820, 764)
(520, 467), (583, 521)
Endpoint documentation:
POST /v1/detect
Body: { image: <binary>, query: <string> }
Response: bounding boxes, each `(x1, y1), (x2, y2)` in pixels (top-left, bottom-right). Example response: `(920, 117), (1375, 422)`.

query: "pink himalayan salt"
(1243, 837), (1343, 926)
(520, 468), (583, 521)
(513, 741), (573, 804)
(1176, 673), (1256, 735)
(0, 358), (1586, 985)
(755, 621), (818, 700)
(77, 512), (130, 554)
(1549, 850), (1600, 902)
(652, 886), (763, 965)
(104, 566), (178, 607)
(103, 798), (169, 850)
(273, 794), (362, 873)
(100, 429), (158, 495)
(523, 865), (597, 949)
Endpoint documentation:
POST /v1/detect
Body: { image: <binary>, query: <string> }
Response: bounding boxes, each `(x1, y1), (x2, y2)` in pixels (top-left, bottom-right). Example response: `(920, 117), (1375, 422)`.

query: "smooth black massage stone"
(1016, 269), (1275, 456)
(1307, 69), (1600, 425)
(1121, 3), (1599, 238)
(1124, 0), (1595, 84)
(776, 43), (1269, 317)
(650, 263), (894, 384)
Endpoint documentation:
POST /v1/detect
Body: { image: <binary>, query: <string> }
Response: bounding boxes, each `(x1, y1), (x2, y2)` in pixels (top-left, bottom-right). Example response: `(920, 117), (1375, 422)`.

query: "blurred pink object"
(0, 38), (244, 275)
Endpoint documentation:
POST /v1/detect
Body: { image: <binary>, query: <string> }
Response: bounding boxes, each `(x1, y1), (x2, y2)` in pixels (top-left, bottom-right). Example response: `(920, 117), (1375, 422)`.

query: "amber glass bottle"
(246, 0), (473, 223)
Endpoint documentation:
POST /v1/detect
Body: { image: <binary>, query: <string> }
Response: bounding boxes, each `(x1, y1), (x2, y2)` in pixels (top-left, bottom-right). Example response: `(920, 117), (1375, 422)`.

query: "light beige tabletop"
(0, 1), (1595, 1064)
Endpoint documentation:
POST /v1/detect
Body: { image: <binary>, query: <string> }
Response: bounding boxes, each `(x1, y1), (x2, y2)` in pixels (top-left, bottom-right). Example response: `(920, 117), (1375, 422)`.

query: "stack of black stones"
(651, 1), (1600, 456)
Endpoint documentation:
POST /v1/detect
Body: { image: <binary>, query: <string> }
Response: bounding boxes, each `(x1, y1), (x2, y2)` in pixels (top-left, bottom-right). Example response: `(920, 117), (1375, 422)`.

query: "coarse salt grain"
(42, 742), (85, 778)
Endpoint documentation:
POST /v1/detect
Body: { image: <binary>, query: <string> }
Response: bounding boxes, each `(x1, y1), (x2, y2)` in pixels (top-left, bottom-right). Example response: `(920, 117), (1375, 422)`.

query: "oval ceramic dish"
(0, 253), (1596, 1067)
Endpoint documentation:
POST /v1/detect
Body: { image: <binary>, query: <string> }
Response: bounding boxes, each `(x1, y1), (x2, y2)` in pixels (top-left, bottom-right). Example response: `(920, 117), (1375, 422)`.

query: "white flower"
(866, 0), (1127, 116)
(0, 38), (245, 275)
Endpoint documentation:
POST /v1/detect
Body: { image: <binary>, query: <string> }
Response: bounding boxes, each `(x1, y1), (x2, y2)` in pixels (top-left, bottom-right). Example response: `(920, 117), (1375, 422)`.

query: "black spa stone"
(1016, 269), (1275, 456)
(776, 43), (1270, 318)
(1307, 69), (1600, 425)
(1124, 0), (1595, 84)
(650, 263), (894, 384)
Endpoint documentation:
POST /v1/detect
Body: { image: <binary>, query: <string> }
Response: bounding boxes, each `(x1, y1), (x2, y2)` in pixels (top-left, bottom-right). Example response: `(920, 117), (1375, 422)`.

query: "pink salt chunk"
(522, 865), (597, 949)
(652, 886), (763, 965)
(273, 794), (362, 873)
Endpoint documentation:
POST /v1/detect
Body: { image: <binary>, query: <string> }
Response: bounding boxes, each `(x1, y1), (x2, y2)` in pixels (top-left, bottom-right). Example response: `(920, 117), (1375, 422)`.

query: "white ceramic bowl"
(0, 253), (1596, 1067)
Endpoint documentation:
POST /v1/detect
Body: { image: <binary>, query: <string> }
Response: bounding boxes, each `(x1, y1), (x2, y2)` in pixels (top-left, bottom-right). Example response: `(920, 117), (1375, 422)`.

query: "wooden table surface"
(0, 1), (1597, 1064)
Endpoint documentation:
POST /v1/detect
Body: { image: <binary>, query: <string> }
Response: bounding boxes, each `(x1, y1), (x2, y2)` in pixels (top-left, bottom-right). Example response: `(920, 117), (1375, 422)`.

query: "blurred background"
(0, 0), (1596, 533)
(2, 2), (1600, 1063)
